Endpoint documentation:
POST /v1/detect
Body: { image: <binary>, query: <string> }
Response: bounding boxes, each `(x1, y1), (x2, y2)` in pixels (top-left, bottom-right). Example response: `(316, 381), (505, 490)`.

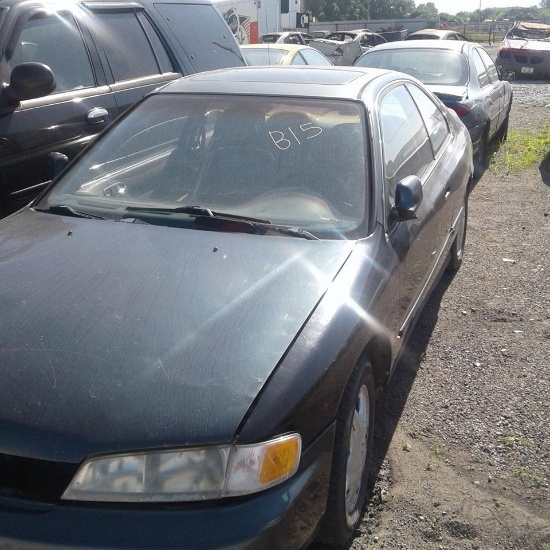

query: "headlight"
(62, 433), (301, 502)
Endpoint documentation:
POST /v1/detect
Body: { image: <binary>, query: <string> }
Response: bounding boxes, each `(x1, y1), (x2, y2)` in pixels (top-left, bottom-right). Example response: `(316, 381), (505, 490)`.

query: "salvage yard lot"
(311, 77), (550, 549)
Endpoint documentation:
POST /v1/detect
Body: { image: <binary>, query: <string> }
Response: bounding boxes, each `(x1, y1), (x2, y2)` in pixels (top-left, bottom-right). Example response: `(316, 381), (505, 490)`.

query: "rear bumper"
(496, 54), (550, 79)
(0, 426), (335, 550)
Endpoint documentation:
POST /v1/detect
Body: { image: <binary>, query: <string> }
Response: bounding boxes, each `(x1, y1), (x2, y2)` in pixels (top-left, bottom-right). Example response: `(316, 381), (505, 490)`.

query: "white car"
(309, 30), (386, 65)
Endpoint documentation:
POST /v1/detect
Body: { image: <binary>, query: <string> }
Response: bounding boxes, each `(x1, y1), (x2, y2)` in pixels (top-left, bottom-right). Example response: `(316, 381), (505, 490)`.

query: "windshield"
(356, 49), (468, 86)
(37, 94), (368, 238)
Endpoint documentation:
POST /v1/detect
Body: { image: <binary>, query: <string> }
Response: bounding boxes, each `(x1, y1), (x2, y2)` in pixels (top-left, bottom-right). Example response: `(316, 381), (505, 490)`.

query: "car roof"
(407, 29), (456, 37)
(366, 39), (470, 54)
(158, 66), (394, 99)
(0, 0), (214, 8)
(241, 44), (306, 52)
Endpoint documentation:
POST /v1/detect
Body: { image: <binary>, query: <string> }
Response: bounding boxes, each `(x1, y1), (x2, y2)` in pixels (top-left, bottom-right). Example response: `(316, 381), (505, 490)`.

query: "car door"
(0, 7), (118, 212)
(477, 46), (511, 130)
(378, 83), (455, 338)
(470, 46), (501, 140)
(86, 6), (181, 117)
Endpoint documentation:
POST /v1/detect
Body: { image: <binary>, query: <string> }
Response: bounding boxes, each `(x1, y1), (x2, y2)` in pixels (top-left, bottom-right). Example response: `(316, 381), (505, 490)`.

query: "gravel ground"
(312, 46), (550, 550)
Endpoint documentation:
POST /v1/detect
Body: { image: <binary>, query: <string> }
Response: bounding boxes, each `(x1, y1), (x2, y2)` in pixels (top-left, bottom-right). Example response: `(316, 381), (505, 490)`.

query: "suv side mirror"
(8, 62), (56, 101)
(48, 152), (69, 179)
(391, 175), (423, 222)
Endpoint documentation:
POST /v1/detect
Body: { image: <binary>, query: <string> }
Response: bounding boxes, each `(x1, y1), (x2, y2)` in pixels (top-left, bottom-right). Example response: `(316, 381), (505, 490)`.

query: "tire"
(447, 198), (468, 272)
(473, 131), (488, 179)
(0, 177), (10, 219)
(318, 360), (375, 546)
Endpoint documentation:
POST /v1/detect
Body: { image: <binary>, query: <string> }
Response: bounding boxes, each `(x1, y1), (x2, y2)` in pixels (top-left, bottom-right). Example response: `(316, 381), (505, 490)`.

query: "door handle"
(86, 107), (109, 125)
(444, 188), (451, 200)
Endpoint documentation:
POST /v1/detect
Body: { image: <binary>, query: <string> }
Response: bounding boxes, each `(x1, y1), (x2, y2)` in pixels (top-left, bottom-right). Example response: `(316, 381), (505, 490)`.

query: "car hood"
(504, 37), (550, 51)
(0, 210), (354, 462)
(428, 84), (468, 103)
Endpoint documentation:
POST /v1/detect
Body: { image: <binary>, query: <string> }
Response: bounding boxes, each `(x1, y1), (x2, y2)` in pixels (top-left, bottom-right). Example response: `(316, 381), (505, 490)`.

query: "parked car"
(0, 0), (245, 217)
(0, 65), (472, 549)
(404, 29), (468, 41)
(354, 40), (512, 177)
(309, 29), (331, 38)
(260, 31), (315, 45)
(241, 44), (333, 66)
(495, 21), (550, 79)
(309, 30), (387, 65)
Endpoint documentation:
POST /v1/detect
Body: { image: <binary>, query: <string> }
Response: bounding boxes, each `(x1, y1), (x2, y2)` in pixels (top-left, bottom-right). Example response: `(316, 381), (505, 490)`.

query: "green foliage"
(306, 0), (548, 24)
(410, 2), (438, 18)
(491, 126), (550, 172)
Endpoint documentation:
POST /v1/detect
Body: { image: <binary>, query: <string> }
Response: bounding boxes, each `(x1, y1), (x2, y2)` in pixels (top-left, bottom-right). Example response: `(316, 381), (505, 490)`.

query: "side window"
(8, 12), (95, 93)
(471, 48), (489, 88)
(154, 3), (243, 72)
(94, 11), (168, 81)
(379, 85), (433, 205)
(406, 84), (450, 156)
(477, 47), (499, 84)
(290, 52), (307, 65)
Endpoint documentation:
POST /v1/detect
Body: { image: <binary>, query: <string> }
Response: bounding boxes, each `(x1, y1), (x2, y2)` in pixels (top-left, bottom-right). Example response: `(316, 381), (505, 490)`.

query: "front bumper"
(0, 427), (334, 550)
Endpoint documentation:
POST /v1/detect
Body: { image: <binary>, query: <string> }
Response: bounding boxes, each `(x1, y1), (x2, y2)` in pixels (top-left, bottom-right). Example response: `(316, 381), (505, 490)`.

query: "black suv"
(0, 0), (245, 215)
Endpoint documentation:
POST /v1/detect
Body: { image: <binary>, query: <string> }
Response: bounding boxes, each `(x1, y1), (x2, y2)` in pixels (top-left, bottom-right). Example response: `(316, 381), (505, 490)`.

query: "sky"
(431, 0), (540, 14)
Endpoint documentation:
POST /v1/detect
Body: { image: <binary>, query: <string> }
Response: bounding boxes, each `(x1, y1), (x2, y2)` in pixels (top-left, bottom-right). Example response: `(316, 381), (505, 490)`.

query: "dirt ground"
(312, 93), (550, 547)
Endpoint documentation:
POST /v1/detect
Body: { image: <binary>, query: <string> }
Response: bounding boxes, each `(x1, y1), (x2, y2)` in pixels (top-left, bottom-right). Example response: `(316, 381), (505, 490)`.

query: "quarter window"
(472, 48), (489, 88)
(477, 47), (499, 84)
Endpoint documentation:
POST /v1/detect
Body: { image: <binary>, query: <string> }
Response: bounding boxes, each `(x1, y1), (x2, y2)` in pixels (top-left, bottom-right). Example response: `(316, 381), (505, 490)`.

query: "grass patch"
(491, 126), (550, 172)
(496, 435), (531, 447)
(514, 467), (544, 486)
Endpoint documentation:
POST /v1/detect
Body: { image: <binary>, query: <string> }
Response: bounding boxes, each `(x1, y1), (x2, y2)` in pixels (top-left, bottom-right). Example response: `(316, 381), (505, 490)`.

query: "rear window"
(154, 3), (244, 71)
(356, 49), (468, 86)
(241, 48), (287, 65)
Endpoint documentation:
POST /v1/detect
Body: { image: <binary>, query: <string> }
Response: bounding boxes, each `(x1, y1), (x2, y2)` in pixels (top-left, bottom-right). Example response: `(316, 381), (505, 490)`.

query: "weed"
(514, 467), (544, 487)
(491, 126), (550, 172)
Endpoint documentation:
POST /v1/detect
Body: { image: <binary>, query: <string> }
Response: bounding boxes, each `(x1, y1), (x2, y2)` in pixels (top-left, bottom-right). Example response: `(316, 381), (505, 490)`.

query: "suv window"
(9, 12), (94, 92)
(93, 11), (171, 81)
(154, 3), (243, 72)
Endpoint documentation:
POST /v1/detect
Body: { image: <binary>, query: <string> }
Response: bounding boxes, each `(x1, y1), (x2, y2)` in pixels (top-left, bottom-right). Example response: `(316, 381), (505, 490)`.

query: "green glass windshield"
(39, 94), (369, 237)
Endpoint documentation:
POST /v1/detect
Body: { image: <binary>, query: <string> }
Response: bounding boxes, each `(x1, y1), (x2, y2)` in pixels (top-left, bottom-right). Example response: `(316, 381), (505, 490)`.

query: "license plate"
(521, 66), (534, 74)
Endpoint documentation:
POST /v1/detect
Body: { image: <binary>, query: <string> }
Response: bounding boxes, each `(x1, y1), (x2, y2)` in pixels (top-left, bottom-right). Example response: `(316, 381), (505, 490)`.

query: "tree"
(409, 2), (438, 18)
(370, 0), (415, 19)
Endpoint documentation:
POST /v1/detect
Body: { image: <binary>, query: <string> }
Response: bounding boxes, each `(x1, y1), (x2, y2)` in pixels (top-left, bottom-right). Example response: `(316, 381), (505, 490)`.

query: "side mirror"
(48, 152), (69, 179)
(8, 62), (56, 101)
(391, 175), (423, 222)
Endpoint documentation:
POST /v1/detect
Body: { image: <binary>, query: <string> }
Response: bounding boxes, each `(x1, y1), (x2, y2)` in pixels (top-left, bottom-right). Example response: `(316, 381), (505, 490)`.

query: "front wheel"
(318, 360), (375, 546)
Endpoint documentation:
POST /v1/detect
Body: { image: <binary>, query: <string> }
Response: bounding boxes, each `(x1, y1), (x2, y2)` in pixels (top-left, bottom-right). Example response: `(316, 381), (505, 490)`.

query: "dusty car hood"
(0, 210), (354, 462)
(505, 38), (550, 52)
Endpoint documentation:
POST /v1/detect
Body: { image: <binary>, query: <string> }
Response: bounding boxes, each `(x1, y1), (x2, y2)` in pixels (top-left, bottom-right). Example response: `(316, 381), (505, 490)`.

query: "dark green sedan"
(0, 66), (472, 549)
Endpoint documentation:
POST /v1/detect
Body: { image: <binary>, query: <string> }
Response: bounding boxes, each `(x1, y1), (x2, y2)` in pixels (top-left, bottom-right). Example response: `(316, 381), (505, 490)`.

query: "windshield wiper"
(125, 204), (271, 224)
(125, 205), (319, 240)
(34, 204), (107, 220)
